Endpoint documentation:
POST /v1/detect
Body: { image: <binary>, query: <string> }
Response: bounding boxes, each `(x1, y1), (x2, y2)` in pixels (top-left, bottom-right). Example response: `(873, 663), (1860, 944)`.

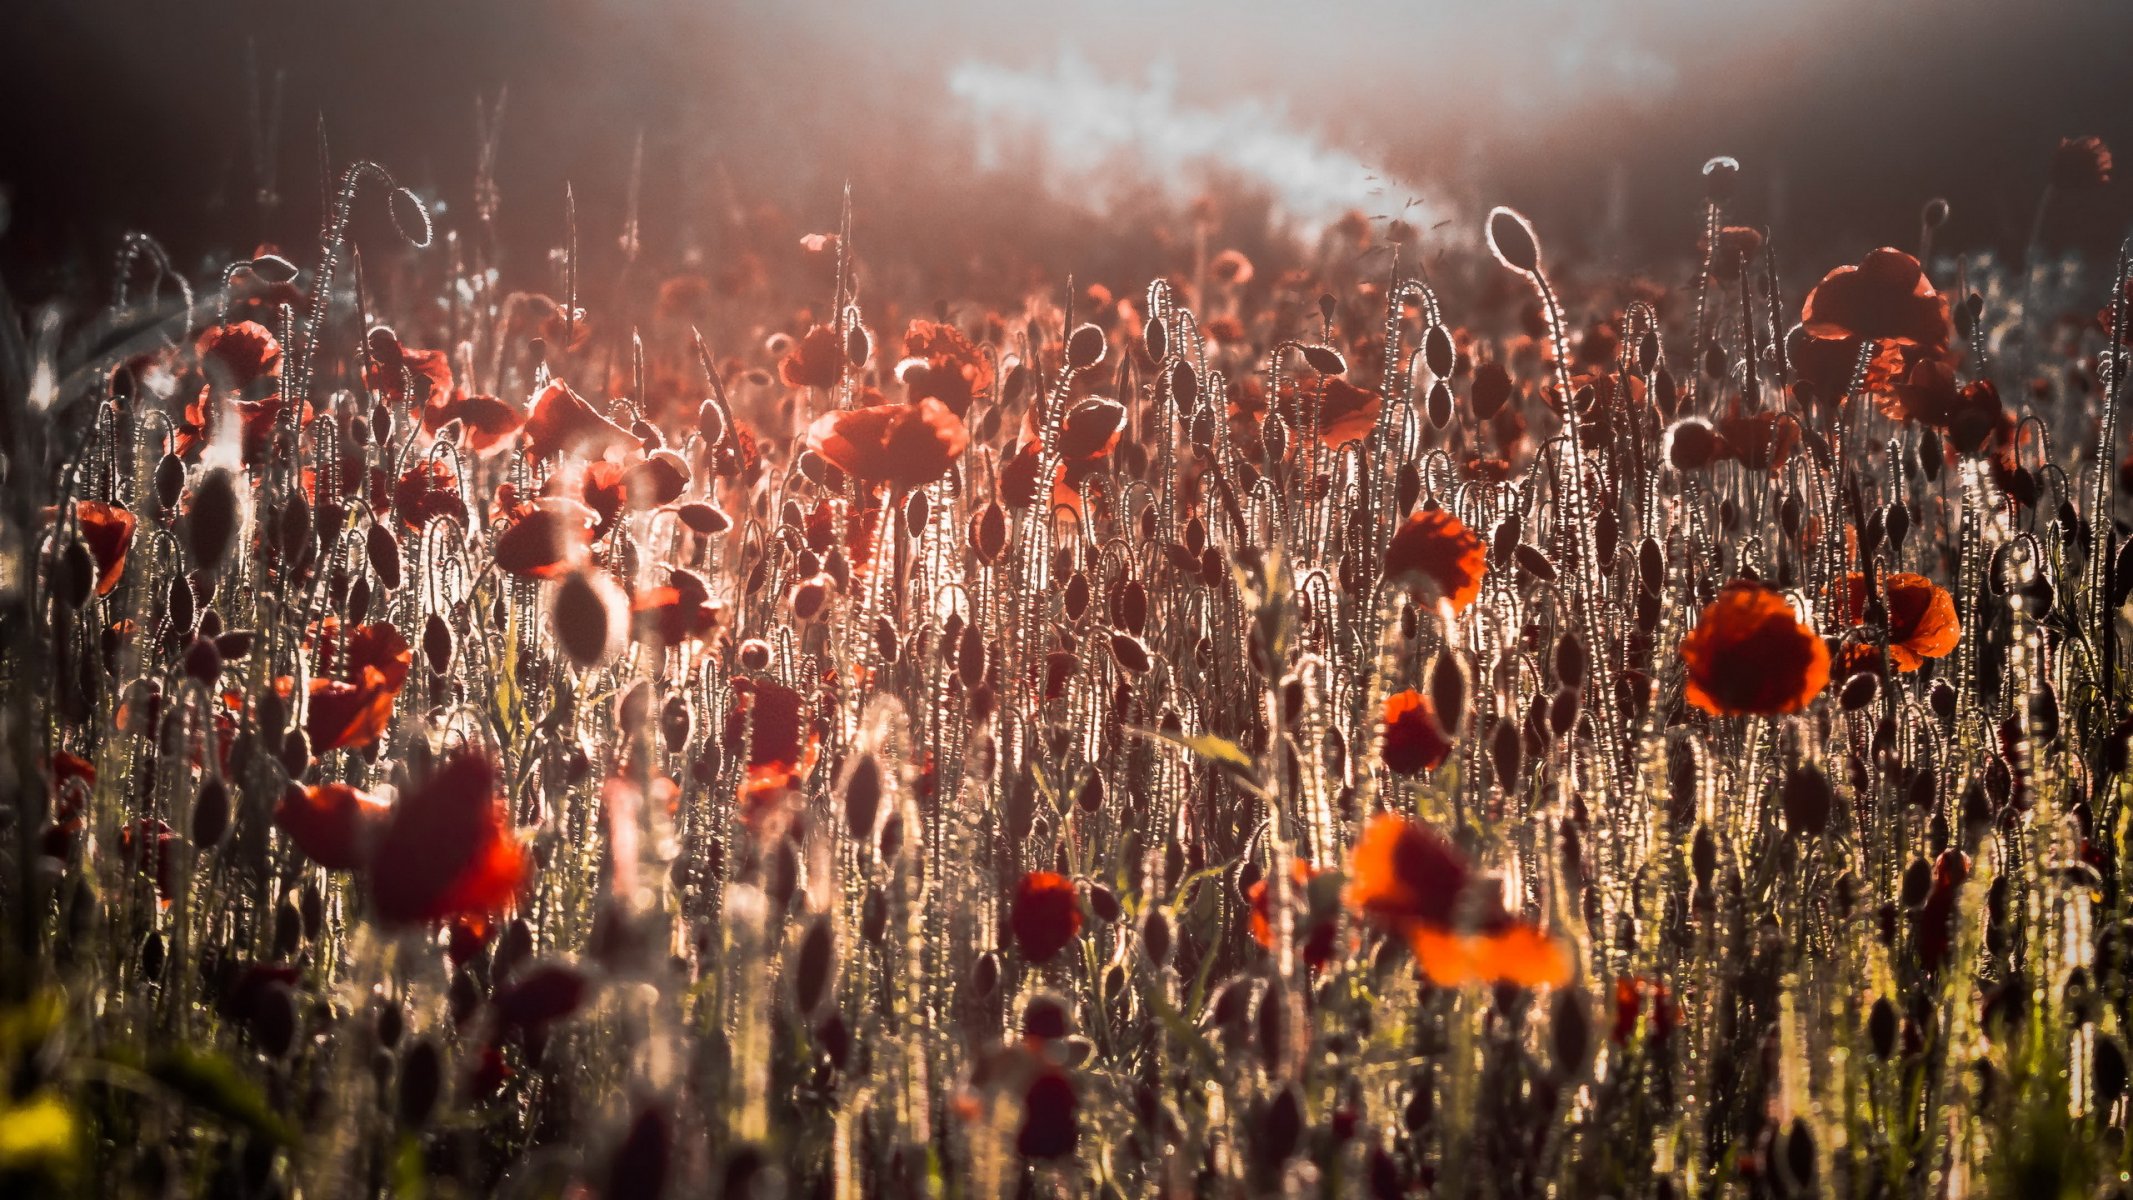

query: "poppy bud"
(1486, 206), (1542, 274)
(1066, 323), (1107, 371)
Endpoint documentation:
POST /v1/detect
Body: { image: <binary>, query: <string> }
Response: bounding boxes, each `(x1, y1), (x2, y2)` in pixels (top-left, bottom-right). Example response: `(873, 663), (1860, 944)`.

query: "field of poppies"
(1, 135), (2130, 1198)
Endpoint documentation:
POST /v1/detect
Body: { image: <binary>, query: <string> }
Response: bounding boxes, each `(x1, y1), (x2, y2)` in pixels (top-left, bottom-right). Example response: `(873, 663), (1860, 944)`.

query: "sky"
(2, 0), (2128, 293)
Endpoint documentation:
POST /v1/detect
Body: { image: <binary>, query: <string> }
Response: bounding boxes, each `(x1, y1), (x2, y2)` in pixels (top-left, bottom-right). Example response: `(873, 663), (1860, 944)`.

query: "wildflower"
(494, 498), (599, 579)
(1344, 814), (1571, 987)
(69, 500), (136, 596)
(900, 319), (993, 415)
(1383, 508), (1486, 612)
(368, 749), (527, 927)
(1680, 580), (1830, 715)
(521, 380), (634, 460)
(804, 399), (969, 492)
(1843, 572), (1959, 671)
(274, 781), (390, 870)
(2052, 135), (2114, 190)
(1800, 248), (1949, 350)
(420, 390), (523, 453)
(1380, 689), (1452, 775)
(1011, 871), (1083, 963)
(779, 324), (844, 389)
(1248, 861), (1339, 971)
(393, 460), (468, 530)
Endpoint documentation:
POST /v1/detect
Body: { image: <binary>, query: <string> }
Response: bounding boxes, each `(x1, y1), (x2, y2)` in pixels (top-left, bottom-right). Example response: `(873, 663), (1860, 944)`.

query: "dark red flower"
(72, 500), (136, 596)
(1011, 871), (1083, 963)
(1344, 814), (1569, 987)
(779, 324), (844, 389)
(368, 749), (527, 927)
(1680, 580), (1830, 715)
(494, 498), (599, 579)
(393, 460), (468, 530)
(2052, 135), (2113, 191)
(1380, 689), (1452, 775)
(901, 319), (994, 416)
(305, 668), (399, 751)
(1383, 509), (1486, 612)
(723, 676), (809, 771)
(521, 381), (634, 460)
(1054, 398), (1127, 462)
(1800, 248), (1949, 350)
(421, 390), (524, 453)
(1248, 861), (1338, 971)
(364, 343), (453, 409)
(274, 781), (389, 870)
(1843, 572), (1959, 672)
(195, 321), (284, 396)
(805, 399), (969, 492)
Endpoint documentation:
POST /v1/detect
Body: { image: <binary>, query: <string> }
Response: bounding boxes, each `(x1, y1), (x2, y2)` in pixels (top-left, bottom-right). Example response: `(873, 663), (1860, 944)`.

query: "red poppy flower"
(779, 324), (844, 390)
(494, 498), (598, 579)
(274, 781), (389, 870)
(195, 321), (284, 396)
(345, 622), (414, 691)
(72, 500), (136, 596)
(1843, 572), (1959, 672)
(901, 319), (994, 415)
(521, 381), (634, 460)
(575, 461), (629, 539)
(1248, 860), (1338, 971)
(1380, 689), (1453, 775)
(1011, 871), (1083, 963)
(1715, 411), (1797, 471)
(393, 460), (468, 530)
(2052, 135), (2114, 191)
(364, 343), (453, 409)
(1054, 398), (1127, 462)
(632, 584), (723, 648)
(805, 399), (969, 493)
(1612, 975), (1680, 1045)
(1344, 814), (1570, 988)
(368, 749), (527, 927)
(1917, 848), (1969, 971)
(421, 390), (524, 453)
(1680, 580), (1830, 715)
(623, 450), (691, 511)
(1800, 249), (1949, 351)
(305, 668), (399, 751)
(1787, 327), (1907, 411)
(1315, 378), (1381, 447)
(1383, 509), (1486, 612)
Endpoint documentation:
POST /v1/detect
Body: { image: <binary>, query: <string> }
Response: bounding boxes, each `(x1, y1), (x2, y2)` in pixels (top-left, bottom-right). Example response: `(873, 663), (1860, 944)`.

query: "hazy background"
(3, 0), (2130, 296)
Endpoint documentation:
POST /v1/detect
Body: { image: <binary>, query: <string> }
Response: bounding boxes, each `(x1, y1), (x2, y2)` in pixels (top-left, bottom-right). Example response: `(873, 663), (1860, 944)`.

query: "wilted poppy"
(1383, 509), (1486, 612)
(521, 381), (634, 460)
(1843, 572), (1958, 671)
(1011, 871), (1083, 963)
(1800, 249), (1949, 351)
(804, 399), (968, 492)
(779, 324), (844, 389)
(494, 498), (599, 579)
(1380, 689), (1452, 775)
(1680, 580), (1830, 715)
(274, 781), (389, 870)
(368, 749), (527, 927)
(1344, 814), (1570, 987)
